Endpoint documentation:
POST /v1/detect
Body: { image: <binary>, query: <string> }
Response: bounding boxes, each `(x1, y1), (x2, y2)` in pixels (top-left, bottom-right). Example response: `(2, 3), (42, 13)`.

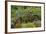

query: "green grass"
(21, 22), (36, 28)
(15, 22), (41, 28)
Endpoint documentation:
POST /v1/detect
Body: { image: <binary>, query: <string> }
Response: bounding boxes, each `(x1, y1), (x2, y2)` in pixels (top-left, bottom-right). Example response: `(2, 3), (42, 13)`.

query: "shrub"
(34, 20), (41, 27)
